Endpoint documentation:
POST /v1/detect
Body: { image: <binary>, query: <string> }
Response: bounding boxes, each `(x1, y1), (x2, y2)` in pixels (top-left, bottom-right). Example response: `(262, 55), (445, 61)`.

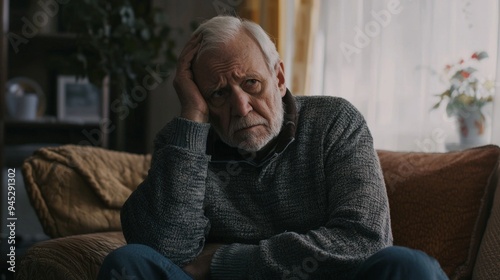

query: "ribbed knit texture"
(121, 95), (392, 279)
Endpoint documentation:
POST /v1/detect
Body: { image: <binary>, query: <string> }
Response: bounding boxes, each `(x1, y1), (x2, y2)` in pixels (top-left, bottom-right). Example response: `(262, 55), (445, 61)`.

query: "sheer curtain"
(303, 0), (499, 151)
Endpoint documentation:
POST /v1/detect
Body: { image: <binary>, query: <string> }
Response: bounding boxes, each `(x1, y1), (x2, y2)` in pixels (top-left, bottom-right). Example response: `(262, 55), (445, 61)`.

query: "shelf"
(5, 118), (99, 127)
(2, 0), (153, 161)
(30, 33), (78, 51)
(4, 119), (106, 147)
(7, 32), (77, 54)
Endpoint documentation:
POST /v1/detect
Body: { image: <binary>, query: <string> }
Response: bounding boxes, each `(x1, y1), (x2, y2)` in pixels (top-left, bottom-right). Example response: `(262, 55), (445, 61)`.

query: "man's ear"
(274, 61), (286, 97)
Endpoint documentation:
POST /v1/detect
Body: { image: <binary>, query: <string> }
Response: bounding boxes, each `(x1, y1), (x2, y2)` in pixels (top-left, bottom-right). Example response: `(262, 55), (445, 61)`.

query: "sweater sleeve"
(120, 117), (212, 265)
(210, 99), (393, 279)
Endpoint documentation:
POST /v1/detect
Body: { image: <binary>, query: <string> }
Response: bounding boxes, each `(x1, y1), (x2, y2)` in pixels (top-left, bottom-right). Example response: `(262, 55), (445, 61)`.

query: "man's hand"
(182, 243), (224, 280)
(173, 33), (209, 123)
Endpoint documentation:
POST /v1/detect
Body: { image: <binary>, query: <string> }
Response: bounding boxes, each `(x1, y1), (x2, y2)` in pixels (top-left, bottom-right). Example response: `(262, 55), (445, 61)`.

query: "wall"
(146, 1), (219, 152)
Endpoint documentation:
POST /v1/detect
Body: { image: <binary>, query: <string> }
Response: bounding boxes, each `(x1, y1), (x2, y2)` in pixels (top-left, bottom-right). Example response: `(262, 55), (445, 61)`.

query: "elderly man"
(98, 16), (447, 280)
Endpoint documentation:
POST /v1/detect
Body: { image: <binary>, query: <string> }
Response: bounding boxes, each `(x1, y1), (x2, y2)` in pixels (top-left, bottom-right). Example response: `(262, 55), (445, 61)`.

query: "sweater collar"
(207, 89), (297, 166)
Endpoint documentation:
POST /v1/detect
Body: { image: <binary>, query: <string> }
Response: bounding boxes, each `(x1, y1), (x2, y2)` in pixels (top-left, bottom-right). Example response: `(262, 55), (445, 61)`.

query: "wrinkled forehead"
(192, 32), (270, 80)
(196, 29), (257, 59)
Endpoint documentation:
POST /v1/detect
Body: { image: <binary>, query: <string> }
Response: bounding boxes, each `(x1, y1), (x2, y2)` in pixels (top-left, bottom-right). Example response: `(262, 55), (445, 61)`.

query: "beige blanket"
(22, 145), (151, 238)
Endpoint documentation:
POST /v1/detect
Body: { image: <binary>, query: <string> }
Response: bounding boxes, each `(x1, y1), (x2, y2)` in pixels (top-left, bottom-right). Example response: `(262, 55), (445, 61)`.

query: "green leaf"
(441, 89), (451, 98)
(76, 53), (88, 70)
(446, 103), (454, 116)
(477, 51), (489, 60)
(140, 28), (151, 40)
(464, 67), (477, 74)
(431, 102), (441, 110)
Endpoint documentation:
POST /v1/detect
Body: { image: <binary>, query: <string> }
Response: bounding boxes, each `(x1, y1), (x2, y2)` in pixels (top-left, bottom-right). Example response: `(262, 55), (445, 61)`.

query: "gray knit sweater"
(121, 94), (393, 279)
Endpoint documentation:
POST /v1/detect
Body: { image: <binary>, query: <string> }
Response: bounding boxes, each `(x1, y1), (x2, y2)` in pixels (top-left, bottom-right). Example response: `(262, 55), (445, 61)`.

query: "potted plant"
(432, 51), (495, 147)
(61, 1), (177, 151)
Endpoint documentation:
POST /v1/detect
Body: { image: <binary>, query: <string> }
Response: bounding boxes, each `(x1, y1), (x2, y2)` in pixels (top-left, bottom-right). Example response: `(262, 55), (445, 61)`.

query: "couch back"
(378, 146), (500, 280)
(22, 144), (500, 280)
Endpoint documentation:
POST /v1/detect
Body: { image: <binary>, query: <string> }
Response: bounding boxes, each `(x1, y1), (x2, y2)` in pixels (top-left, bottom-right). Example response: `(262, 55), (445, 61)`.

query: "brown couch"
(16, 144), (500, 280)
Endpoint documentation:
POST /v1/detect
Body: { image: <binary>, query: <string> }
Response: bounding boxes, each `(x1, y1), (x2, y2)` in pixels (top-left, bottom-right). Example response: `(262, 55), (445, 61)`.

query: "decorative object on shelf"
(60, 1), (177, 150)
(5, 77), (46, 121)
(57, 76), (108, 123)
(432, 51), (495, 148)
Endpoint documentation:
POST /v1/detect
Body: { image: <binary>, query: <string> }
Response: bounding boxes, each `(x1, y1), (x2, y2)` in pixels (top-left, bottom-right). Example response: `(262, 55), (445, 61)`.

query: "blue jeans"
(97, 245), (448, 279)
(353, 246), (449, 280)
(97, 244), (193, 280)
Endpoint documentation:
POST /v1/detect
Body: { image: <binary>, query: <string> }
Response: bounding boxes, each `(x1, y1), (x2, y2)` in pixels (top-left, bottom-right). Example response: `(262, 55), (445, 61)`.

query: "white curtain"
(304, 0), (499, 151)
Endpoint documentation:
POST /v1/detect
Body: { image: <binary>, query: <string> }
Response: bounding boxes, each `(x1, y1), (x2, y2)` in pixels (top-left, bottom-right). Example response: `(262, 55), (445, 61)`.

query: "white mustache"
(229, 115), (268, 134)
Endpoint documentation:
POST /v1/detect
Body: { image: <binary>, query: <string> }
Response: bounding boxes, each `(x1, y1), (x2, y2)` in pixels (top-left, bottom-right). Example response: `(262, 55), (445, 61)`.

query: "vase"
(7, 94), (39, 120)
(456, 108), (488, 148)
(6, 77), (45, 120)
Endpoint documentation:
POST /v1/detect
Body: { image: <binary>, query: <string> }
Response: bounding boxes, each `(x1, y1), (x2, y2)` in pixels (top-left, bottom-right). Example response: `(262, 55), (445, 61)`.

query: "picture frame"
(57, 76), (108, 123)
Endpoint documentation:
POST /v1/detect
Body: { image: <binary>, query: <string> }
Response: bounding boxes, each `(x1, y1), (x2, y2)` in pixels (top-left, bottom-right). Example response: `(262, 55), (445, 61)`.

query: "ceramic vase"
(456, 108), (488, 148)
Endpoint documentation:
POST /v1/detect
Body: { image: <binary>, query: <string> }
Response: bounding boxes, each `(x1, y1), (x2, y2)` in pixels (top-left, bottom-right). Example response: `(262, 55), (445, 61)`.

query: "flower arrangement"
(432, 51), (494, 117)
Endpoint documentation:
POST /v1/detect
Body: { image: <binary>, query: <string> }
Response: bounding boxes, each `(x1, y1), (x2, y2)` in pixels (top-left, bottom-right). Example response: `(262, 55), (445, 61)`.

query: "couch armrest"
(22, 145), (150, 238)
(473, 161), (500, 280)
(16, 231), (125, 280)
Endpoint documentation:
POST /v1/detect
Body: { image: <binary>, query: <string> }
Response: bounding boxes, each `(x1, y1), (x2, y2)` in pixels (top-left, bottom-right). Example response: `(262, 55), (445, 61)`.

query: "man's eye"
(211, 90), (225, 98)
(246, 79), (258, 86)
(243, 79), (260, 93)
(208, 90), (227, 107)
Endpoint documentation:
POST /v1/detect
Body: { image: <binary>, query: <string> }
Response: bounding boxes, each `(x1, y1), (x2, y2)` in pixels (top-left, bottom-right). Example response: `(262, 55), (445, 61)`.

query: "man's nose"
(229, 88), (252, 117)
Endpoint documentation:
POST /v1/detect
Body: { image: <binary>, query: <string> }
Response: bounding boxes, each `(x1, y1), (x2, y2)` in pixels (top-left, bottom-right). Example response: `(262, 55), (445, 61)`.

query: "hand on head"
(173, 32), (209, 123)
(173, 16), (287, 153)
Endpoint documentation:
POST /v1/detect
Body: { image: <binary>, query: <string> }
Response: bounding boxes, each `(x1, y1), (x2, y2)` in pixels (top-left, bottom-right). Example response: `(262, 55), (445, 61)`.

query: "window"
(285, 0), (499, 151)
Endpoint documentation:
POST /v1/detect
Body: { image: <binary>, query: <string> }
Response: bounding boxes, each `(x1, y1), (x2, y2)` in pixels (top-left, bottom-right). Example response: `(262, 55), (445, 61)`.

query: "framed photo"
(57, 76), (108, 123)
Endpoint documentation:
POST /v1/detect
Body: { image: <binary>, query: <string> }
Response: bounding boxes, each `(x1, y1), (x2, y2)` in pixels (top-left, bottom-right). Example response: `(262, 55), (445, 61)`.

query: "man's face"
(193, 31), (286, 152)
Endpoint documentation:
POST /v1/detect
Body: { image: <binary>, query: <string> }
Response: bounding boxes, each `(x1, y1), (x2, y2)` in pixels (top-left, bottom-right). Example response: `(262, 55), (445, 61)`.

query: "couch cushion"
(16, 231), (126, 280)
(22, 145), (151, 238)
(473, 159), (500, 280)
(378, 145), (500, 280)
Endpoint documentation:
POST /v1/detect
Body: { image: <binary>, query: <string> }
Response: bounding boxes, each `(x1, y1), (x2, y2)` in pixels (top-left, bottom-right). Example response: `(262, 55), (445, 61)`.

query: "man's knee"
(99, 244), (193, 280)
(103, 244), (153, 265)
(355, 246), (448, 280)
(98, 244), (162, 280)
(100, 243), (162, 277)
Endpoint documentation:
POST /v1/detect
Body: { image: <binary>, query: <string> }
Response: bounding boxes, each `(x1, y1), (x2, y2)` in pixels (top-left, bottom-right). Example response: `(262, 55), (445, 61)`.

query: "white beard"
(213, 93), (284, 152)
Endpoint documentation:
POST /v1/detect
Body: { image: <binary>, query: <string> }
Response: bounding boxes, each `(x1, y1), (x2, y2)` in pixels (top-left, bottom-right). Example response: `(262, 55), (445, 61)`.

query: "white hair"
(193, 16), (280, 73)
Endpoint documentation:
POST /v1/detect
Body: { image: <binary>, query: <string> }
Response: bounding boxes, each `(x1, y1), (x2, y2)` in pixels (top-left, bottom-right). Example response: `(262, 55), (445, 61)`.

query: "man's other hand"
(182, 243), (224, 280)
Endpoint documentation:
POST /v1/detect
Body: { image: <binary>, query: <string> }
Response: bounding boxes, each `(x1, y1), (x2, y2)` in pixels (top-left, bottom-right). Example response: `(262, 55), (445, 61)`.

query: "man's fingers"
(177, 34), (202, 73)
(178, 33), (203, 59)
(173, 32), (209, 123)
